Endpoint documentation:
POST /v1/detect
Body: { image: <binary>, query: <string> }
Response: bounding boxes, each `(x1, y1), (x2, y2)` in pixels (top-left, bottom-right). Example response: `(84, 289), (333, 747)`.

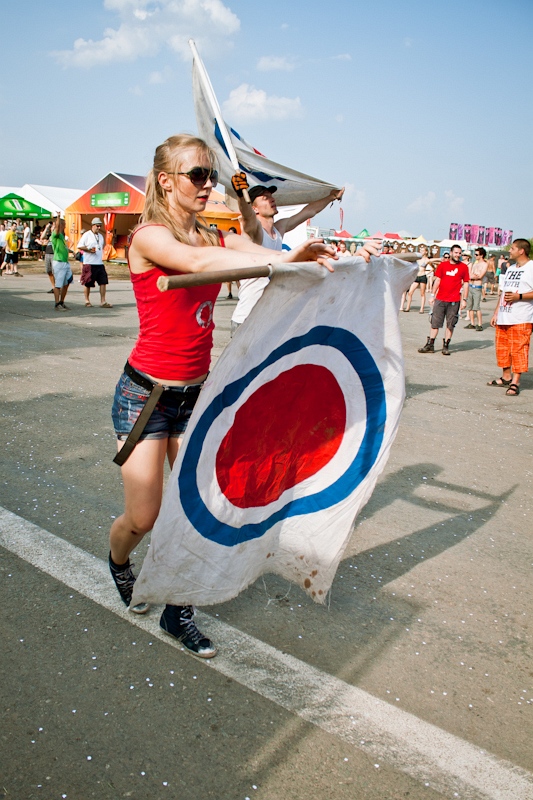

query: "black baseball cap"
(249, 185), (278, 203)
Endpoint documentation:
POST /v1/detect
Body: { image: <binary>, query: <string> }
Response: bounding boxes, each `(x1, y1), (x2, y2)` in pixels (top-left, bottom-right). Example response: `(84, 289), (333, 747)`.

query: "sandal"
(487, 378), (511, 387)
(505, 384), (520, 396)
(85, 301), (92, 307)
(100, 302), (113, 308)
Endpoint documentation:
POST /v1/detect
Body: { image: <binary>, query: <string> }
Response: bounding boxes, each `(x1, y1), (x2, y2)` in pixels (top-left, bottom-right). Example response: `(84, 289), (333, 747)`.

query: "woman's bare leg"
(419, 283), (427, 313)
(109, 438), (169, 564)
(405, 282), (417, 311)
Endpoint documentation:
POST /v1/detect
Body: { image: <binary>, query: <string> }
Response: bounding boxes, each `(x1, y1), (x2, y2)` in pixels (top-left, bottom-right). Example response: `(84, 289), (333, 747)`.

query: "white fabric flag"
(192, 51), (340, 205)
(132, 256), (417, 607)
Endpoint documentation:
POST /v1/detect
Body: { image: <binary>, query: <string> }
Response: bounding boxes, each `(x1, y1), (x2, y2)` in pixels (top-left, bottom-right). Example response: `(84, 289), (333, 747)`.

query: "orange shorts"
(495, 323), (533, 374)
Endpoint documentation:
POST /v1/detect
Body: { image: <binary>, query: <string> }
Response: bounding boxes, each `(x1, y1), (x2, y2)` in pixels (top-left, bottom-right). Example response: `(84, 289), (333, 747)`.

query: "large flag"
(132, 255), (417, 608)
(191, 45), (340, 205)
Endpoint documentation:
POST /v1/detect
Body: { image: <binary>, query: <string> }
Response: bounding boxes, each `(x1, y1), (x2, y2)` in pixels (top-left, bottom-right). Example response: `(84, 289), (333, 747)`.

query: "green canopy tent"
(0, 193), (52, 219)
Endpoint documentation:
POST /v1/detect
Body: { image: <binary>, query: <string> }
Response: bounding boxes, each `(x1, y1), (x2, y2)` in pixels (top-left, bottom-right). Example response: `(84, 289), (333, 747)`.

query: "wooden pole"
(157, 265), (273, 292)
(157, 253), (420, 292)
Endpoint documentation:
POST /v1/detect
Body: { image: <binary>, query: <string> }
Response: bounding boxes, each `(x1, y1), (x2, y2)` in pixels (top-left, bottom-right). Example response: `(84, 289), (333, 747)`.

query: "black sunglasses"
(172, 167), (218, 188)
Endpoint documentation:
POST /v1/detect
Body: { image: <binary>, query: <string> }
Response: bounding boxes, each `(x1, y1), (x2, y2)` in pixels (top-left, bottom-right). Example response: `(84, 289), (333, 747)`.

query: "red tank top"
(128, 225), (222, 381)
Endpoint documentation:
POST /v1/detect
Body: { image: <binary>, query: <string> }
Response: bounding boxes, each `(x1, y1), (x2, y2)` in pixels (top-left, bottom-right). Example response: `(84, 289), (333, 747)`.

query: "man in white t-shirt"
(488, 238), (533, 396)
(229, 176), (344, 333)
(77, 217), (112, 308)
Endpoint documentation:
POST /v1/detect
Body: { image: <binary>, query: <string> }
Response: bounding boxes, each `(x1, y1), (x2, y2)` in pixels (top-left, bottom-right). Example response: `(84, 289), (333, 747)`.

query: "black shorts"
(414, 275), (428, 284)
(5, 252), (19, 265)
(430, 299), (460, 331)
(84, 263), (109, 287)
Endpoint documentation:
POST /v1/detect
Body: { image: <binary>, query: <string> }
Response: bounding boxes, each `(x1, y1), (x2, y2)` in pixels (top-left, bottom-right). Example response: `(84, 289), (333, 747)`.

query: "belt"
(113, 362), (201, 467)
(470, 284), (482, 288)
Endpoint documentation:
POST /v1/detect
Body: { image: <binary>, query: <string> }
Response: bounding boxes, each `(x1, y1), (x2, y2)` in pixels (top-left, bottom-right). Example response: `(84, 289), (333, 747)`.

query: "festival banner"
(449, 223), (458, 240)
(457, 224), (464, 241)
(502, 230), (513, 246)
(477, 226), (485, 245)
(191, 45), (340, 206)
(470, 225), (479, 245)
(132, 256), (418, 607)
(486, 227), (495, 245)
(495, 228), (503, 246)
(464, 224), (472, 243)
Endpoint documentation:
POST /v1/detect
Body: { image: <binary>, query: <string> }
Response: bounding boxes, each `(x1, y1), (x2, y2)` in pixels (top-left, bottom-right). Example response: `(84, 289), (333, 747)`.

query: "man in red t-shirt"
(418, 244), (469, 355)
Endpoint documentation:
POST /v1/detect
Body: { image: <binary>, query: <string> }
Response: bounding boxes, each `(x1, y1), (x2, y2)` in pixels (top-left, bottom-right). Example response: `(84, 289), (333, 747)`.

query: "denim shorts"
(111, 371), (202, 441)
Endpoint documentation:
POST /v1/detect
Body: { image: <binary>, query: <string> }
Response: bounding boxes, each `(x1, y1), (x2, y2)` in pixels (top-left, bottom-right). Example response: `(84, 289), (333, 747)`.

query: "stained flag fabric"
(191, 47), (340, 206)
(131, 255), (418, 608)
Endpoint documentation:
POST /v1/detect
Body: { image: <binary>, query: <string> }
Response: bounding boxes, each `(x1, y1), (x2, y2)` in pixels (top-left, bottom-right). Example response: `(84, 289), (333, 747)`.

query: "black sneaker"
(476, 325), (483, 331)
(109, 552), (149, 614)
(464, 323), (475, 329)
(160, 605), (217, 658)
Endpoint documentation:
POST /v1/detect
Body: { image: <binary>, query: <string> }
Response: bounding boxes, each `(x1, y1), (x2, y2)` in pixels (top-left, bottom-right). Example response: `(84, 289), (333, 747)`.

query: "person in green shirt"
(51, 218), (74, 310)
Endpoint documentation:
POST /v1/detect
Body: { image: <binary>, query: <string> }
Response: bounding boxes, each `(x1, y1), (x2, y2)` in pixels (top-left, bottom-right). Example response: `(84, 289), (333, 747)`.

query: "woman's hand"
(281, 238), (338, 271)
(354, 241), (381, 262)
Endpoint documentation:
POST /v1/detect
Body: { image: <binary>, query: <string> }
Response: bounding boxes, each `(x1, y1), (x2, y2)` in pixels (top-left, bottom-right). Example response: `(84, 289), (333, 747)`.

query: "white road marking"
(1, 506), (532, 800)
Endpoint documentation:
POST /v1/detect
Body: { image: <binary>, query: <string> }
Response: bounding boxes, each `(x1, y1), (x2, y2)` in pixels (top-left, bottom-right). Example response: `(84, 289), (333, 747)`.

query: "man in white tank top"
(230, 180), (344, 332)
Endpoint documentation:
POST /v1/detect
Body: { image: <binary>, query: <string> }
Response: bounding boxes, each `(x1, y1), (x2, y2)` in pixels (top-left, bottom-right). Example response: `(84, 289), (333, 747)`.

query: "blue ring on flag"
(179, 326), (386, 546)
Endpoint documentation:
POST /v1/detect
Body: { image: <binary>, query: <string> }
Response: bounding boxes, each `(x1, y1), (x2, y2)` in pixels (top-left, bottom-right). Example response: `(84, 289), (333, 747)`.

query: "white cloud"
(281, 23), (289, 30)
(257, 55), (295, 72)
(344, 184), (367, 214)
(406, 191), (436, 214)
(403, 37), (413, 48)
(332, 53), (351, 61)
(148, 66), (173, 84)
(129, 84), (144, 96)
(445, 189), (465, 215)
(335, 114), (344, 124)
(52, 0), (240, 68)
(222, 83), (303, 122)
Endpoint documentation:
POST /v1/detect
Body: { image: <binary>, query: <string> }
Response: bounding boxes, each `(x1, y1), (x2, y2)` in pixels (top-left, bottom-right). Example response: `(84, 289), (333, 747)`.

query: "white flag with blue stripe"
(191, 48), (341, 206)
(132, 256), (417, 607)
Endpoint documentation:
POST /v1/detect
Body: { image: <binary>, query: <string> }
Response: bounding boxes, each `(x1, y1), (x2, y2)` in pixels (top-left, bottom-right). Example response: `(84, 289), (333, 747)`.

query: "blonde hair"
(141, 134), (219, 247)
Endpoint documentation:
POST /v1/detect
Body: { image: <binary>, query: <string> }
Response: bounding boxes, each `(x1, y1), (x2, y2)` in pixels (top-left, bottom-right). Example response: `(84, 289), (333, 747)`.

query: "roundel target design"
(179, 326), (386, 546)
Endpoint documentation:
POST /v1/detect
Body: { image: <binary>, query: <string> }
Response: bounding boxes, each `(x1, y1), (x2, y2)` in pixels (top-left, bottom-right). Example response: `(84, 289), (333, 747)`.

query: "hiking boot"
(160, 604), (217, 659)
(476, 325), (483, 331)
(109, 552), (150, 614)
(418, 337), (435, 353)
(442, 338), (451, 355)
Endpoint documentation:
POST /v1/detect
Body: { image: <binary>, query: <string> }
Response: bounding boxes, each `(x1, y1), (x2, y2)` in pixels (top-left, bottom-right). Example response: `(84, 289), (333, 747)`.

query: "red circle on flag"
(215, 364), (346, 508)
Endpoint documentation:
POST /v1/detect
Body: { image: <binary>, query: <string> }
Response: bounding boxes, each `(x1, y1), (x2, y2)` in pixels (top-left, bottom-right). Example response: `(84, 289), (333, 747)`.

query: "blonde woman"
(108, 134), (375, 657)
(401, 244), (439, 313)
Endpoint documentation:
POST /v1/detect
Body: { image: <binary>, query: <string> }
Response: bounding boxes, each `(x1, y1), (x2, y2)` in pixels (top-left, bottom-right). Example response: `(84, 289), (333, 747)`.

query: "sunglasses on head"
(173, 167), (218, 188)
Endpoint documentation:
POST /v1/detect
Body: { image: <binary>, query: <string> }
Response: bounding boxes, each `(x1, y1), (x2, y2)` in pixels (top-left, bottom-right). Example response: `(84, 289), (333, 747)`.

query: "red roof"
(333, 229), (353, 238)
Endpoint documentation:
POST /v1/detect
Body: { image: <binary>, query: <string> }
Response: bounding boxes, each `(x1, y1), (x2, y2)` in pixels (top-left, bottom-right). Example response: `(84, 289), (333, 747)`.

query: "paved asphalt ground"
(1, 266), (532, 800)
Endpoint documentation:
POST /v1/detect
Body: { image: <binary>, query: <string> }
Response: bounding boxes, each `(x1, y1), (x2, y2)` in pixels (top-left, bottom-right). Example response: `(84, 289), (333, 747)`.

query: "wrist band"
(519, 293), (523, 300)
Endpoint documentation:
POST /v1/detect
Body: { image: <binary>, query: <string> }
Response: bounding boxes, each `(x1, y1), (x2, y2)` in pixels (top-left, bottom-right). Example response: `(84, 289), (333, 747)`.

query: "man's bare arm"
(275, 188), (344, 236)
(236, 195), (264, 245)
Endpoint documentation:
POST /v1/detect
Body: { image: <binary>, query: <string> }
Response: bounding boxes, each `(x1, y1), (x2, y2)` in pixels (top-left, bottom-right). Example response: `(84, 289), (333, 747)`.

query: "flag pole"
(157, 254), (420, 292)
(189, 39), (251, 204)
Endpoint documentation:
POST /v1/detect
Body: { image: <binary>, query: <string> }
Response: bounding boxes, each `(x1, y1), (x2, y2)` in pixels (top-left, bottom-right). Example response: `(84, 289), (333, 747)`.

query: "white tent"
(20, 184), (84, 217)
(434, 239), (470, 250)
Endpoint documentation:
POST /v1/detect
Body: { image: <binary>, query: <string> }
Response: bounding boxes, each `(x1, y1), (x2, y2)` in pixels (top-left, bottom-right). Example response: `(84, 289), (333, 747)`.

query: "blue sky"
(1, 0), (531, 238)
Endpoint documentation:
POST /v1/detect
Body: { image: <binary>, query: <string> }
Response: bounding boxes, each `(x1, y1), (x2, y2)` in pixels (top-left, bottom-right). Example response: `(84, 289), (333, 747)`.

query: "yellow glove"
(231, 171), (249, 198)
